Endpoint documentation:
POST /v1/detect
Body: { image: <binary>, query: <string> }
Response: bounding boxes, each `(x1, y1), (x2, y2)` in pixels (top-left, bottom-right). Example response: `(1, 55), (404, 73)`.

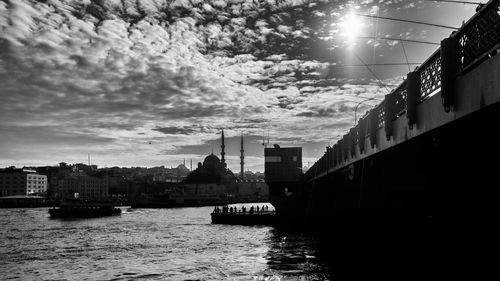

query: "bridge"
(300, 0), (500, 217)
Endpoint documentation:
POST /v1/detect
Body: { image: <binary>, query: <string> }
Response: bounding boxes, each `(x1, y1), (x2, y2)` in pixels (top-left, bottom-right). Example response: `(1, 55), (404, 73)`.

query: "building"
(183, 130), (238, 194)
(184, 153), (237, 187)
(0, 168), (48, 196)
(265, 146), (304, 219)
(56, 173), (108, 199)
(265, 146), (303, 183)
(236, 179), (269, 202)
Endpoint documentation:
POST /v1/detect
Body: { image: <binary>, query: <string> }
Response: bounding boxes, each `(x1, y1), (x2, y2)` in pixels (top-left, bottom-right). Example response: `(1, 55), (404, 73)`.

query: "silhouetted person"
(256, 206), (260, 212)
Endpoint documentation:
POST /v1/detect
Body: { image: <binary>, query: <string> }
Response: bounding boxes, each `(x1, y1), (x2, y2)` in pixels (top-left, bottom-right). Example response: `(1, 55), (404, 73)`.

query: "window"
(265, 156), (282, 162)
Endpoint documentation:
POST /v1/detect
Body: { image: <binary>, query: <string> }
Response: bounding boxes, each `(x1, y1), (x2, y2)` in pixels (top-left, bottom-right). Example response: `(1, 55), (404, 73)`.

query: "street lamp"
(354, 98), (379, 125)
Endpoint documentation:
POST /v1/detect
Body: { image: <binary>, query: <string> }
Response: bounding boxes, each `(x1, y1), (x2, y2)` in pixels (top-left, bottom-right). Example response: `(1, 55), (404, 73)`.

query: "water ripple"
(0, 205), (332, 280)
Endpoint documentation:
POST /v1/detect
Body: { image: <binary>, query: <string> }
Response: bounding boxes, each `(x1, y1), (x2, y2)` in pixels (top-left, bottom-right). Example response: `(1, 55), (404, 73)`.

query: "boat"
(48, 199), (121, 218)
(211, 207), (277, 225)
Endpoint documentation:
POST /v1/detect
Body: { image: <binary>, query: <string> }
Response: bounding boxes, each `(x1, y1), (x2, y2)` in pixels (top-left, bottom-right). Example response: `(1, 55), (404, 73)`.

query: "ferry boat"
(49, 199), (121, 218)
(211, 207), (277, 225)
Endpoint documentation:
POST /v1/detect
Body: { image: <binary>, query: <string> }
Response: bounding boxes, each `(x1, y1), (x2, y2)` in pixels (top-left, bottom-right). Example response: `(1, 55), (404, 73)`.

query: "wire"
(353, 53), (392, 93)
(358, 36), (440, 46)
(400, 37), (411, 72)
(356, 14), (459, 30)
(330, 63), (422, 67)
(420, 0), (483, 5)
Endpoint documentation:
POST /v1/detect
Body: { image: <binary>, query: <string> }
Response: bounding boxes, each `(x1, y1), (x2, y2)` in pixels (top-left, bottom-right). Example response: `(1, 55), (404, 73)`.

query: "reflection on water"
(264, 227), (331, 280)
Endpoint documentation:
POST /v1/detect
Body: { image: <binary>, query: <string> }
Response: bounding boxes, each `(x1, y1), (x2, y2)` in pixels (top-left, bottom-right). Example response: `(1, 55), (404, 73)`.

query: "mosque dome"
(203, 153), (221, 167)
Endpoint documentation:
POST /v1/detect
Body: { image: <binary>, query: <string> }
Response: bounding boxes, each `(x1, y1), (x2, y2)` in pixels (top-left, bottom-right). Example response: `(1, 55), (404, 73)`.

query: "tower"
(240, 134), (245, 180)
(221, 129), (226, 167)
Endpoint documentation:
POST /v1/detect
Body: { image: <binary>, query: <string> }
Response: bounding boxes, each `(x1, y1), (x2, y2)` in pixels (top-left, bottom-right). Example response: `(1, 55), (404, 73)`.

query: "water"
(0, 204), (332, 281)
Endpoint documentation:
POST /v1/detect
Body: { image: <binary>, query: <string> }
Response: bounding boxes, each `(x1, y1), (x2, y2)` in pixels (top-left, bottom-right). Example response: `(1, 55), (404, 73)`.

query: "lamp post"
(354, 98), (379, 125)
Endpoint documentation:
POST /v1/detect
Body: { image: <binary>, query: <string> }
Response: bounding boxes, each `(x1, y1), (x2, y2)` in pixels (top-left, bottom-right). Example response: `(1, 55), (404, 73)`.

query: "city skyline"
(0, 0), (479, 172)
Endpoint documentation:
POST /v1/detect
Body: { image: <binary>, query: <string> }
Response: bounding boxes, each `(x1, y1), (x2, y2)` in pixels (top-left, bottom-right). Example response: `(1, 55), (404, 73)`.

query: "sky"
(0, 0), (480, 172)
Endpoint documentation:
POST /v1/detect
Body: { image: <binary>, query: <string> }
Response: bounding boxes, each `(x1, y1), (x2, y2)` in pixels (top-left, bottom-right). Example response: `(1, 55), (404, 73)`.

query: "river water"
(2, 204), (491, 280)
(0, 204), (333, 281)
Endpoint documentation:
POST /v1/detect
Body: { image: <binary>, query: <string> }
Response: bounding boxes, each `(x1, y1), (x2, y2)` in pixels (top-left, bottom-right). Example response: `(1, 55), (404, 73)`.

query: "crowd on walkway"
(213, 205), (273, 215)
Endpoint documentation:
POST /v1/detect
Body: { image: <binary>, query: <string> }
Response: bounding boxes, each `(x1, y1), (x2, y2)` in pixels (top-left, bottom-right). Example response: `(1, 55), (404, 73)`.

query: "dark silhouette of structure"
(240, 134), (245, 179)
(221, 129), (226, 168)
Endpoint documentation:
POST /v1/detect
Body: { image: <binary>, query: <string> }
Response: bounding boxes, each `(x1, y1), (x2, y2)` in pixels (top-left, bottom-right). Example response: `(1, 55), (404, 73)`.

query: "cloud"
(0, 0), (477, 171)
(153, 125), (210, 135)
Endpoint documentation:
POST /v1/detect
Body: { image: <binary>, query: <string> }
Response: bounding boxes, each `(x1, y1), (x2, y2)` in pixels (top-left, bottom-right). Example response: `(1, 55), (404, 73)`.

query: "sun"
(339, 13), (363, 43)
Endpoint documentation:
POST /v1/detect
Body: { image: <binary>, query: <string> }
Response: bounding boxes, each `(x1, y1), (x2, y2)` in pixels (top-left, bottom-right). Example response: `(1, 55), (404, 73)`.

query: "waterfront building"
(0, 168), (48, 196)
(265, 146), (304, 218)
(265, 146), (303, 185)
(236, 179), (269, 202)
(56, 173), (109, 199)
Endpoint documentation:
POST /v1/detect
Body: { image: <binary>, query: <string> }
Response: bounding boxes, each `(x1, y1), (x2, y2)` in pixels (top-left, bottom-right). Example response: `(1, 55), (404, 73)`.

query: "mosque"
(184, 130), (243, 185)
(183, 130), (268, 201)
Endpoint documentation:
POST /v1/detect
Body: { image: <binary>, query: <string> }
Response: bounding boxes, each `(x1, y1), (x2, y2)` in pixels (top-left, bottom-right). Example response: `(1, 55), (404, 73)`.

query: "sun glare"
(339, 13), (363, 43)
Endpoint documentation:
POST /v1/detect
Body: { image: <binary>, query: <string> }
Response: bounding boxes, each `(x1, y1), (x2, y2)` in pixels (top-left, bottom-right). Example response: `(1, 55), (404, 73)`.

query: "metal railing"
(305, 0), (500, 181)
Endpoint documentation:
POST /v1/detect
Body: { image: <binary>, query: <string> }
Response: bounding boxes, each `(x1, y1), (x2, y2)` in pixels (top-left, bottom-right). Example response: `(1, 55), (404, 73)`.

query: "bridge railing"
(305, 0), (500, 182)
(454, 0), (500, 71)
(419, 51), (442, 99)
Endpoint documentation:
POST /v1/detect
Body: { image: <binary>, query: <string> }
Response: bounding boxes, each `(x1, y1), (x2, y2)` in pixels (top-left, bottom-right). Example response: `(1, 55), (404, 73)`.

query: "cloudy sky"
(0, 0), (479, 172)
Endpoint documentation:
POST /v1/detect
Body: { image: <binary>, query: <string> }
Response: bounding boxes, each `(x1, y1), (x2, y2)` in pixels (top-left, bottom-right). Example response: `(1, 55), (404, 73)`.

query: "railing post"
(333, 144), (338, 167)
(329, 146), (334, 168)
(337, 140), (342, 165)
(369, 109), (378, 148)
(406, 71), (421, 129)
(358, 117), (367, 154)
(338, 138), (344, 164)
(349, 128), (356, 157)
(441, 37), (460, 112)
(342, 134), (349, 161)
(384, 92), (395, 141)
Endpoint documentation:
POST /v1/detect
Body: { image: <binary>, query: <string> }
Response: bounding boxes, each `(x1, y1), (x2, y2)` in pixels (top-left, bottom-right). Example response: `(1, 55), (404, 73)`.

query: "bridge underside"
(307, 100), (500, 221)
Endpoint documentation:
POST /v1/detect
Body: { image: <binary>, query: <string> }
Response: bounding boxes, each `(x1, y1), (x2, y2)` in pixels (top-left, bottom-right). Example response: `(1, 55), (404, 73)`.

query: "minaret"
(240, 134), (245, 180)
(221, 129), (226, 167)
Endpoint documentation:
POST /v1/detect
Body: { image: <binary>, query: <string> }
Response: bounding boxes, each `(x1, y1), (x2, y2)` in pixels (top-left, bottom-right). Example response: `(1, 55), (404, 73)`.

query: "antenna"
(88, 153), (90, 166)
